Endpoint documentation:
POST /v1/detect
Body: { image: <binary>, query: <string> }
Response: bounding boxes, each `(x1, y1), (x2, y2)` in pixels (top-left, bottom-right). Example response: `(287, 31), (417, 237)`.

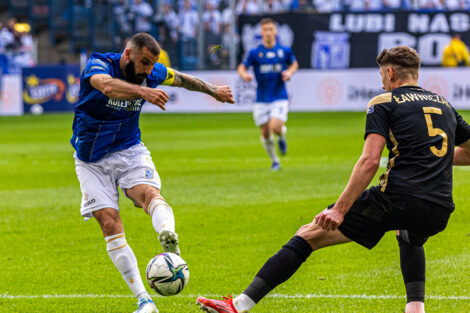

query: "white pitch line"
(1, 293), (469, 300)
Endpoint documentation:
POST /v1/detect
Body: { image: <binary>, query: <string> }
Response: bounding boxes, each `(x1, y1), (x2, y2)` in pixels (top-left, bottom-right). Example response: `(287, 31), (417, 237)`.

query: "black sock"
(243, 236), (313, 303)
(397, 235), (426, 303)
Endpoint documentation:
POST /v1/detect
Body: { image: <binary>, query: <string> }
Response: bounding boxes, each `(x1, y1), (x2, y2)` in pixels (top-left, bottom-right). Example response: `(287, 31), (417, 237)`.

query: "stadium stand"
(1, 0), (470, 71)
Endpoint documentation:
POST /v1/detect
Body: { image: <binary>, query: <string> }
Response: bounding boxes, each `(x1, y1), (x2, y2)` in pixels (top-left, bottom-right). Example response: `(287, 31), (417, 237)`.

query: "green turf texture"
(1, 112), (469, 313)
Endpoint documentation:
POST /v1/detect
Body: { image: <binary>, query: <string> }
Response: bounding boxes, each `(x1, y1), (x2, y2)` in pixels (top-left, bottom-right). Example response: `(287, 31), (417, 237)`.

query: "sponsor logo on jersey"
(106, 98), (144, 111)
(259, 63), (283, 73)
(266, 51), (276, 58)
(145, 168), (154, 179)
(367, 105), (375, 114)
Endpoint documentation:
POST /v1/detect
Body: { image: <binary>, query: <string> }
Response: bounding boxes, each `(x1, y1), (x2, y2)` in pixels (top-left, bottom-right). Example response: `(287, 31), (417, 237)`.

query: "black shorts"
(333, 187), (453, 249)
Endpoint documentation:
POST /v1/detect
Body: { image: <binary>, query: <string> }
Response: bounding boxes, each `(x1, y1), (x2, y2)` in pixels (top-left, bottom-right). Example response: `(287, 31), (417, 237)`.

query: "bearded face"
(125, 58), (148, 85)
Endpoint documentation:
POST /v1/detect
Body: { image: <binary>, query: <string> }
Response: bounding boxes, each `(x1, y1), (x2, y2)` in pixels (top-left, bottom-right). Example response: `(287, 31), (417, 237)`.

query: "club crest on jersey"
(145, 168), (154, 179)
(278, 49), (284, 58)
(258, 52), (263, 58)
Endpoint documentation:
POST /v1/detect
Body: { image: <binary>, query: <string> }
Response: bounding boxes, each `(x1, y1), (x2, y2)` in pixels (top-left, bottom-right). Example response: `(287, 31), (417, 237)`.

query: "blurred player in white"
(71, 33), (234, 313)
(237, 18), (298, 171)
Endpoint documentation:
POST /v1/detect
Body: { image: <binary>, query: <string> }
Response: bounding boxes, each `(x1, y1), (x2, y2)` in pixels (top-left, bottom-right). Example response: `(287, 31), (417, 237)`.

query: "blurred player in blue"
(237, 18), (299, 171)
(71, 33), (234, 313)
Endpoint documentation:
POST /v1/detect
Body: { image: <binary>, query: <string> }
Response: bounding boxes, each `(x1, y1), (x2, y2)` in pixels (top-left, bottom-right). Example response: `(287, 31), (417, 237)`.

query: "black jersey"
(365, 83), (470, 208)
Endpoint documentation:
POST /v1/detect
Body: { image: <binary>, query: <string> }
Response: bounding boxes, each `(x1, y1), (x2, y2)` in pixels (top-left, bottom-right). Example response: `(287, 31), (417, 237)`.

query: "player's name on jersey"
(106, 98), (144, 111)
(393, 93), (450, 106)
(259, 63), (283, 74)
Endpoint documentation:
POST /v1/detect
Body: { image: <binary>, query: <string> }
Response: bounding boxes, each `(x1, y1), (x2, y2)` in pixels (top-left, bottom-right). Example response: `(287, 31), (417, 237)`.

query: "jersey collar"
(400, 82), (419, 87)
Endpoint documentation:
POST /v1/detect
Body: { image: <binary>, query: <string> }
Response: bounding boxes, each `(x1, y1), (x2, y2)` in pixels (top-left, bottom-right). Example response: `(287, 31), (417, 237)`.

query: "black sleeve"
(364, 103), (391, 140)
(454, 108), (470, 145)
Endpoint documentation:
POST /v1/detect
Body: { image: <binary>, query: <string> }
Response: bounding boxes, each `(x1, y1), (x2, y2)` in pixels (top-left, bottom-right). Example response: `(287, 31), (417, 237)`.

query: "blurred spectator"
(236, 0), (261, 15)
(382, 0), (402, 10)
(203, 0), (223, 68)
(220, 23), (239, 69)
(132, 0), (154, 33)
(263, 0), (284, 13)
(290, 0), (316, 12)
(159, 2), (179, 67)
(179, 0), (199, 69)
(446, 0), (470, 9)
(347, 0), (384, 11)
(442, 34), (470, 67)
(220, 0), (234, 27)
(0, 21), (14, 52)
(114, 0), (133, 38)
(418, 0), (446, 10)
(313, 0), (342, 12)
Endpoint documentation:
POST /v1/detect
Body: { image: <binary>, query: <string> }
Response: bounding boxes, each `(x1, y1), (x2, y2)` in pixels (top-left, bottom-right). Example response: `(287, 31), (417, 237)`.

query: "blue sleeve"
(147, 63), (168, 87)
(285, 47), (296, 65)
(83, 54), (113, 81)
(242, 49), (255, 68)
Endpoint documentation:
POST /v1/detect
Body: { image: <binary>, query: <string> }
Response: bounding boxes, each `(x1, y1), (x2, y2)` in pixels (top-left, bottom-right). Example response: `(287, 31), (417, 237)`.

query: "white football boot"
(134, 298), (158, 313)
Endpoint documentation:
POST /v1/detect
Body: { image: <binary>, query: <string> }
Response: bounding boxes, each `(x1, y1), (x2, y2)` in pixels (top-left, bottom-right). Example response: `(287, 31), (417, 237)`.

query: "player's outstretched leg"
(270, 118), (287, 156)
(397, 232), (426, 313)
(260, 135), (280, 171)
(277, 125), (288, 156)
(197, 222), (350, 312)
(95, 208), (157, 313)
(259, 125), (281, 171)
(148, 196), (180, 255)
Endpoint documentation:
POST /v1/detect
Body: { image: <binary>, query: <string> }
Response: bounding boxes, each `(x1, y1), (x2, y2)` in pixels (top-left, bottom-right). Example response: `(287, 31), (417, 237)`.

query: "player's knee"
(144, 187), (162, 208)
(99, 214), (121, 235)
(260, 128), (270, 139)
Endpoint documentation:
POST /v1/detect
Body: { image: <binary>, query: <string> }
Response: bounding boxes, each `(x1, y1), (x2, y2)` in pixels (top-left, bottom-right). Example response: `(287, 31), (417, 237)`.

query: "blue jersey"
(71, 52), (174, 162)
(242, 43), (296, 103)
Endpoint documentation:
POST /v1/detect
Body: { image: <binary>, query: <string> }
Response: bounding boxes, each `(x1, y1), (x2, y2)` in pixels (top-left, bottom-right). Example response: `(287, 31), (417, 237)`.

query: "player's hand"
(241, 73), (253, 83)
(282, 70), (293, 82)
(314, 207), (344, 231)
(213, 86), (235, 103)
(142, 87), (169, 110)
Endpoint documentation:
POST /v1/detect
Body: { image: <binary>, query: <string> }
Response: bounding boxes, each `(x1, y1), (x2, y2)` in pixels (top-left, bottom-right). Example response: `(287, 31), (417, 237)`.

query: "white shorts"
(74, 142), (161, 219)
(253, 100), (289, 127)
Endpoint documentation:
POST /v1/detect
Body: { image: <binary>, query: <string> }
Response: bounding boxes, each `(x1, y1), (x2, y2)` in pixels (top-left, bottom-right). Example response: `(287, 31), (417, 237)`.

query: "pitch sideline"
(1, 293), (469, 300)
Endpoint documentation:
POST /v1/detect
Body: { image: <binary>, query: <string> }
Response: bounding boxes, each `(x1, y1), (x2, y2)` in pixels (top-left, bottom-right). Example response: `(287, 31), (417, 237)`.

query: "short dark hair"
(376, 46), (421, 69)
(128, 33), (160, 56)
(260, 18), (276, 26)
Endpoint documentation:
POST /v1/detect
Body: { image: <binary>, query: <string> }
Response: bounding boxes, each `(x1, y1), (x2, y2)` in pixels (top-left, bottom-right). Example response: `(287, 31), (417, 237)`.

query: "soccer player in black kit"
(196, 46), (470, 313)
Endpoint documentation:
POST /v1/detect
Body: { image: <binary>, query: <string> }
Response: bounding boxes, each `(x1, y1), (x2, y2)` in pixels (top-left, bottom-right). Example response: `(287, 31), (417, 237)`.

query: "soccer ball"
(146, 252), (189, 296)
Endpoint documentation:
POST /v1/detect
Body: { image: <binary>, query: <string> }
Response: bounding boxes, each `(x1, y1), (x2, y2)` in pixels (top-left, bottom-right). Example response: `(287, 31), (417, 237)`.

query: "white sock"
(279, 125), (287, 140)
(233, 294), (256, 312)
(260, 135), (280, 163)
(405, 301), (425, 313)
(105, 233), (149, 300)
(148, 197), (175, 233)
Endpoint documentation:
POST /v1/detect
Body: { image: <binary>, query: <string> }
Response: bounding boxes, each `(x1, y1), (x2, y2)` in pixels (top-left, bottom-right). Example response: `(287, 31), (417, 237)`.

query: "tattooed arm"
(167, 69), (235, 103)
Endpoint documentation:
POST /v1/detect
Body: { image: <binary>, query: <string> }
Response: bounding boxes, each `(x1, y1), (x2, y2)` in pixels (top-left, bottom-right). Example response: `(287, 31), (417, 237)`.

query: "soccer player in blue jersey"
(71, 33), (234, 313)
(237, 18), (298, 171)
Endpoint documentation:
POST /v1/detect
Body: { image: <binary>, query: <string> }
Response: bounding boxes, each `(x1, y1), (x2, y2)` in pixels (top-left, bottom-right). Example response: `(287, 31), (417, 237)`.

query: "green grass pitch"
(1, 112), (469, 313)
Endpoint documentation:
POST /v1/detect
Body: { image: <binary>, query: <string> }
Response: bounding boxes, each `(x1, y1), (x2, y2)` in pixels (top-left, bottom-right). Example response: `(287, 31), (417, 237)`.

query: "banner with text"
(142, 68), (470, 113)
(239, 12), (470, 69)
(22, 65), (80, 114)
